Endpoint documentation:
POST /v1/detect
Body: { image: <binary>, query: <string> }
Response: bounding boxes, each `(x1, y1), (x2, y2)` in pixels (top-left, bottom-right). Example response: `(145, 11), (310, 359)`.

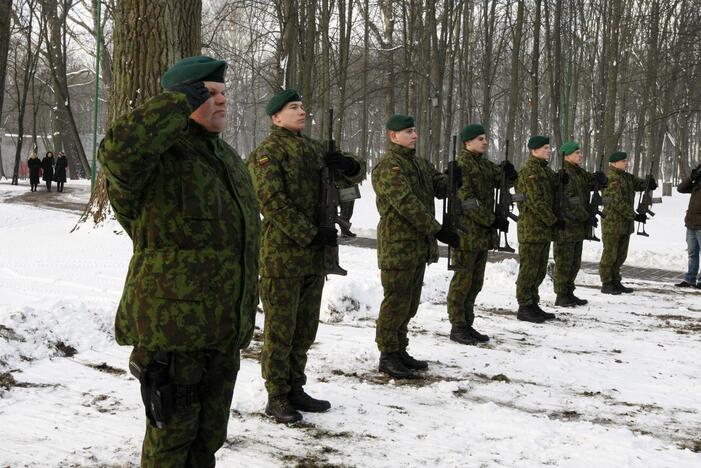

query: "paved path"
(2, 183), (685, 284)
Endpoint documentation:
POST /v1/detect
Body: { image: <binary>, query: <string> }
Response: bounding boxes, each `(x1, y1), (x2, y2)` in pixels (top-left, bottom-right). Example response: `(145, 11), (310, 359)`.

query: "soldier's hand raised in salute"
(170, 80), (211, 111)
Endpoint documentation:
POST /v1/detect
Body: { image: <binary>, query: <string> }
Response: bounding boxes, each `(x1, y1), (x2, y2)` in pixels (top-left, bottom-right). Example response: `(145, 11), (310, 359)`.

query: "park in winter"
(0, 1), (700, 467)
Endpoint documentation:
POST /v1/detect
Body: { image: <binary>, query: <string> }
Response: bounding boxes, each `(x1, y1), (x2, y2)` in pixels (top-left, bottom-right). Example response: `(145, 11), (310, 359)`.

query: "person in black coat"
(42, 151), (55, 191)
(54, 152), (68, 192)
(28, 153), (42, 192)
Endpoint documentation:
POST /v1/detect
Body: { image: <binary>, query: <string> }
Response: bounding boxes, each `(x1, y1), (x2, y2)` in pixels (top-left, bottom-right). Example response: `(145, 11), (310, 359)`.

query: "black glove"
(690, 165), (700, 182)
(558, 169), (570, 185)
(501, 161), (518, 181)
(169, 81), (211, 112)
(647, 176), (658, 190)
(554, 219), (566, 230)
(309, 227), (338, 246)
(324, 151), (358, 174)
(491, 217), (509, 232)
(590, 216), (599, 228)
(634, 212), (647, 223)
(435, 227), (460, 248)
(594, 171), (608, 187)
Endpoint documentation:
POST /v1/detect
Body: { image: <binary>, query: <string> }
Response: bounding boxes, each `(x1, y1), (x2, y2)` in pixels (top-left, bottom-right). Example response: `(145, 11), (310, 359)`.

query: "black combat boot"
(601, 283), (621, 295)
(615, 281), (634, 293)
(288, 387), (331, 413)
(468, 326), (489, 343)
(555, 294), (576, 307)
(378, 352), (414, 378)
(450, 326), (478, 345)
(340, 227), (357, 237)
(517, 305), (545, 323)
(399, 350), (428, 370)
(265, 395), (303, 423)
(569, 293), (588, 306)
(534, 303), (556, 320)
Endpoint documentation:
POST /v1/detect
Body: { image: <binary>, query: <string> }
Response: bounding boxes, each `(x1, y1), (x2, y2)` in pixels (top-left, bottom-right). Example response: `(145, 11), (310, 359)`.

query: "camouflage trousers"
(131, 347), (240, 468)
(447, 249), (488, 327)
(260, 275), (324, 397)
(553, 241), (583, 296)
(516, 241), (550, 306)
(599, 233), (630, 284)
(376, 265), (426, 353)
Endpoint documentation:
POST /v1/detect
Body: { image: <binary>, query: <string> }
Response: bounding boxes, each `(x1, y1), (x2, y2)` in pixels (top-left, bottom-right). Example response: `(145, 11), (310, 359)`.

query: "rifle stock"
(635, 159), (662, 237)
(442, 135), (464, 271)
(494, 140), (517, 252)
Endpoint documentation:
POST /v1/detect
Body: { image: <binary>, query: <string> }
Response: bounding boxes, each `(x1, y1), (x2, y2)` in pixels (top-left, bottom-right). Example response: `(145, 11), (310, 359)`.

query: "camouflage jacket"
(456, 149), (505, 251)
(372, 142), (448, 269)
(554, 161), (597, 243)
(247, 125), (365, 278)
(516, 155), (558, 243)
(602, 166), (648, 236)
(98, 92), (260, 353)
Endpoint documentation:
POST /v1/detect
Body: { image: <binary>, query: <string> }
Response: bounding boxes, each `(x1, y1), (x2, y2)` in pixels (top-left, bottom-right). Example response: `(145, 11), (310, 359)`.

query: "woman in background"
(42, 151), (55, 192)
(28, 152), (42, 192)
(54, 152), (68, 192)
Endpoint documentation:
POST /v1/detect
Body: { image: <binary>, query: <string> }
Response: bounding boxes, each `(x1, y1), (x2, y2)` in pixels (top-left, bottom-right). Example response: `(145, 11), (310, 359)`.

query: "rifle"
(318, 108), (359, 275)
(554, 149), (569, 229)
(442, 135), (465, 270)
(494, 140), (522, 252)
(585, 153), (610, 242)
(635, 159), (662, 237)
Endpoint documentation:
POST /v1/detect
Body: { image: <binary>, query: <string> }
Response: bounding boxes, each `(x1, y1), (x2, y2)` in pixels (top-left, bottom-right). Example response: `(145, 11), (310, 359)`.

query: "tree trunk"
(529, 0), (542, 137)
(79, 0), (202, 227)
(506, 0), (525, 162)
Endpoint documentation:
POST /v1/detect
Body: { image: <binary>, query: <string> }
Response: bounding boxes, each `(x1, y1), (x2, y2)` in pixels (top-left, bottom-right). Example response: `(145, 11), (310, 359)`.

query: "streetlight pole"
(90, 0), (102, 191)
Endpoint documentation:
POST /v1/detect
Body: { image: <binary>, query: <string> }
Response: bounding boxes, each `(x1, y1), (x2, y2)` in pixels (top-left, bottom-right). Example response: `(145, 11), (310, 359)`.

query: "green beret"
(460, 124), (485, 142)
(386, 114), (415, 131)
(609, 151), (627, 163)
(160, 55), (227, 90)
(266, 88), (302, 116)
(528, 135), (550, 150)
(561, 141), (580, 156)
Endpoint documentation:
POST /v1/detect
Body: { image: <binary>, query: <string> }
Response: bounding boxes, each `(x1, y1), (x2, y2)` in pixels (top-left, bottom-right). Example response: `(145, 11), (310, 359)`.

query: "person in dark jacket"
(41, 151), (55, 191)
(676, 164), (701, 288)
(54, 152), (68, 192)
(28, 152), (42, 192)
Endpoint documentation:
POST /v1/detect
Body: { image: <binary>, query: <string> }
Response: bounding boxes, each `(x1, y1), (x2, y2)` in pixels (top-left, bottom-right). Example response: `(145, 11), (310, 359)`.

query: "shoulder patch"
(391, 166), (401, 173)
(258, 154), (270, 167)
(528, 175), (537, 180)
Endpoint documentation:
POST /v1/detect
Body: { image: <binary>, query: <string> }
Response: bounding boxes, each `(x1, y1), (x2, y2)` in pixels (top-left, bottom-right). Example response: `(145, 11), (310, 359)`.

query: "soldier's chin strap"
(129, 351), (198, 429)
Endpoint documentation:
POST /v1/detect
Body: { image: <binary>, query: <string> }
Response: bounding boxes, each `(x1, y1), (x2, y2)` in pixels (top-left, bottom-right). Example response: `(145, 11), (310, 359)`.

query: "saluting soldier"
(552, 141), (608, 306)
(98, 56), (260, 466)
(248, 89), (365, 423)
(447, 124), (516, 344)
(515, 136), (562, 323)
(372, 115), (459, 378)
(599, 151), (655, 294)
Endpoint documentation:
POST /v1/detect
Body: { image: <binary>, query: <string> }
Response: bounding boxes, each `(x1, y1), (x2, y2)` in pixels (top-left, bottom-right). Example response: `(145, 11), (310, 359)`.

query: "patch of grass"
(53, 340), (77, 357)
(86, 362), (126, 375)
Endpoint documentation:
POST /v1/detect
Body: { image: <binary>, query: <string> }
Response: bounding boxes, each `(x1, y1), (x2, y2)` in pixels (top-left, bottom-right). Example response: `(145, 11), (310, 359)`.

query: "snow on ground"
(1, 179), (700, 467)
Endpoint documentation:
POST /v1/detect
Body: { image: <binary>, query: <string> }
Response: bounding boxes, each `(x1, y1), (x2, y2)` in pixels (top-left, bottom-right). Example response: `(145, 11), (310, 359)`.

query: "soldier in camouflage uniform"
(247, 89), (365, 423)
(515, 136), (563, 323)
(552, 141), (608, 307)
(599, 151), (655, 294)
(447, 124), (517, 345)
(372, 115), (459, 378)
(98, 56), (260, 467)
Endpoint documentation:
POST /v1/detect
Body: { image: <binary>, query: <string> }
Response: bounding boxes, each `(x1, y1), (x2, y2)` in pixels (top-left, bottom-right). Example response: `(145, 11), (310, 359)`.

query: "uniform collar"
(528, 154), (549, 166)
(187, 119), (220, 140)
(564, 160), (580, 170)
(389, 142), (415, 158)
(461, 148), (483, 160)
(271, 124), (300, 138)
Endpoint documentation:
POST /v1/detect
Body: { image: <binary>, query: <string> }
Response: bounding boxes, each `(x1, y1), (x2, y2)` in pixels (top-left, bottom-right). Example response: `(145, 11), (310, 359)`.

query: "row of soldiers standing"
(97, 56), (658, 466)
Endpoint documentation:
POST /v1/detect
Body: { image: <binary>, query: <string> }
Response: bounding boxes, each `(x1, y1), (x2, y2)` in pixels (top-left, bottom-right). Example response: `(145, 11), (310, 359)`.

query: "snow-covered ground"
(1, 178), (699, 467)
